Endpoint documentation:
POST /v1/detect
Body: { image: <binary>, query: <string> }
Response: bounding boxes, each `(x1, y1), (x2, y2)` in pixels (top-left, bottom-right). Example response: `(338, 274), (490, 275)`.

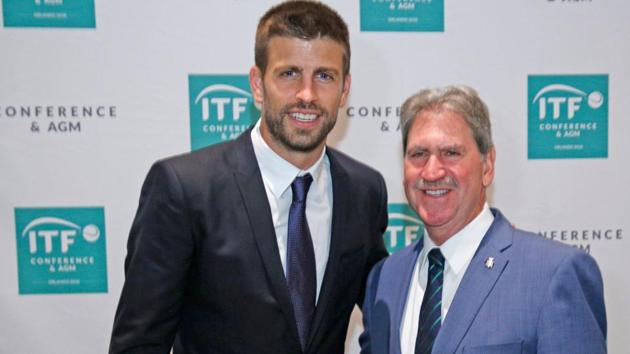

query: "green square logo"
(385, 203), (424, 253)
(528, 75), (608, 159)
(360, 0), (444, 32)
(188, 75), (259, 151)
(3, 0), (95, 28)
(14, 207), (107, 294)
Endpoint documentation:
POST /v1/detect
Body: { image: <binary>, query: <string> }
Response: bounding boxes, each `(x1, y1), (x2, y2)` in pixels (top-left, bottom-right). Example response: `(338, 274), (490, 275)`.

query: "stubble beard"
(263, 100), (337, 153)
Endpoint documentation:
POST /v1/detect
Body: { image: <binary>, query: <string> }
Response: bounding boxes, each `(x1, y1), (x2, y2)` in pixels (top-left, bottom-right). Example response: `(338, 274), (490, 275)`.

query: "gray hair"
(400, 85), (493, 155)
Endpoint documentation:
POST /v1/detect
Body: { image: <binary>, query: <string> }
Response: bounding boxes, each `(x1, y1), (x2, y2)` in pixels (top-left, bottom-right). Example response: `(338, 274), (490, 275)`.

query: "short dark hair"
(255, 0), (350, 76)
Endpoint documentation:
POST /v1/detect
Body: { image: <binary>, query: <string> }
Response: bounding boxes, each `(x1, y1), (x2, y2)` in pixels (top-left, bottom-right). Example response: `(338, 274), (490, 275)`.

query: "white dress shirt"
(250, 119), (333, 303)
(400, 204), (494, 353)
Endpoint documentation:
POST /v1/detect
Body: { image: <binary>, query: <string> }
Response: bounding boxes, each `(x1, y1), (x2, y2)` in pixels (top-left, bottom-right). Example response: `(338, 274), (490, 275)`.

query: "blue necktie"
(286, 174), (316, 350)
(415, 248), (445, 354)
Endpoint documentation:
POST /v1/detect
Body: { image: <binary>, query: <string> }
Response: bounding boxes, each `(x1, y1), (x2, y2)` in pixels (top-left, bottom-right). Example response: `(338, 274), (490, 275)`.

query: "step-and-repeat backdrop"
(1, 1), (628, 352)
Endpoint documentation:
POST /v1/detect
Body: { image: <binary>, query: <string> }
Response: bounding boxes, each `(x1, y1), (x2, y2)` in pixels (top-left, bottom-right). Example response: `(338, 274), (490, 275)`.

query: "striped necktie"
(415, 248), (445, 354)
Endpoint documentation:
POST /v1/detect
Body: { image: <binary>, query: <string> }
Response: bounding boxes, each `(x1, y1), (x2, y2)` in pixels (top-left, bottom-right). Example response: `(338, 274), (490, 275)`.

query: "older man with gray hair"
(360, 86), (606, 354)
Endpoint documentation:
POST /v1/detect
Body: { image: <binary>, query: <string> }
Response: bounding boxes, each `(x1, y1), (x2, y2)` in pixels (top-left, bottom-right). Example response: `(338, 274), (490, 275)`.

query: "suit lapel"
(433, 210), (514, 354)
(306, 149), (350, 350)
(389, 241), (424, 354)
(230, 130), (302, 353)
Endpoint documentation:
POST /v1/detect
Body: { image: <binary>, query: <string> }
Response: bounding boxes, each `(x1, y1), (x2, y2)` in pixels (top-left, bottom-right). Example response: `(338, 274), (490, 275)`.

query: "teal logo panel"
(3, 0), (96, 28)
(360, 0), (444, 32)
(528, 75), (608, 159)
(385, 203), (424, 253)
(188, 75), (259, 151)
(14, 207), (107, 294)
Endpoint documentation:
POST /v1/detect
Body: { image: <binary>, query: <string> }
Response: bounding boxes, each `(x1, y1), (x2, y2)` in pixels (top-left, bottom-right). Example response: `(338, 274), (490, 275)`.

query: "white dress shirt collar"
(417, 203), (493, 277)
(250, 119), (327, 199)
(430, 203), (495, 276)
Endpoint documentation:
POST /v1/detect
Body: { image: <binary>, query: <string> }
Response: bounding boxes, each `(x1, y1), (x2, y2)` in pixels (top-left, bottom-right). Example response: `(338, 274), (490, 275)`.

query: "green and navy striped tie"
(415, 248), (445, 354)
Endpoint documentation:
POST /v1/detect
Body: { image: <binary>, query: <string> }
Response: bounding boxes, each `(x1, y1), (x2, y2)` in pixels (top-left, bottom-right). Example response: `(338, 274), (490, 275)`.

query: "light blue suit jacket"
(360, 209), (606, 354)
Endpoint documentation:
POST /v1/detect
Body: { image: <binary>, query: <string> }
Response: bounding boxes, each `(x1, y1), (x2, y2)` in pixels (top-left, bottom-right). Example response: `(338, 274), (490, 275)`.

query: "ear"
(338, 73), (351, 107)
(249, 66), (264, 106)
(482, 147), (496, 188)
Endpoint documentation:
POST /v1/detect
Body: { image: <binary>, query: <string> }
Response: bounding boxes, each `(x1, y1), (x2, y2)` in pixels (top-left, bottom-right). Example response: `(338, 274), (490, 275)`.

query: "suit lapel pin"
(485, 257), (495, 269)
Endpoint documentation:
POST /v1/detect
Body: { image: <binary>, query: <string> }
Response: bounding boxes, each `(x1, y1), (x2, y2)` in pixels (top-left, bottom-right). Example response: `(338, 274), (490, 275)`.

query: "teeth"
(425, 189), (448, 196)
(291, 112), (317, 122)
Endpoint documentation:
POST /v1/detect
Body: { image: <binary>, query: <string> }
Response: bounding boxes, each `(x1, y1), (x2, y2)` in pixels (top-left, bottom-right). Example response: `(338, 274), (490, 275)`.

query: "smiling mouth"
(424, 189), (449, 196)
(290, 112), (318, 122)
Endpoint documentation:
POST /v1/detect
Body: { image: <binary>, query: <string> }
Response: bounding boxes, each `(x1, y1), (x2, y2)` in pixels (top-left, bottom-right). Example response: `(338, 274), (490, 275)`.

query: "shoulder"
(150, 133), (252, 182)
(371, 241), (418, 279)
(513, 227), (591, 263)
(163, 136), (245, 169)
(133, 136), (254, 206)
(493, 215), (601, 280)
(519, 230), (602, 284)
(491, 209), (589, 262)
(327, 147), (385, 184)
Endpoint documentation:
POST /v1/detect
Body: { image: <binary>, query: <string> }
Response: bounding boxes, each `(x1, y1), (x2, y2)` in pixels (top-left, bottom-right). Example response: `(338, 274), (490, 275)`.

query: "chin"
(419, 211), (453, 229)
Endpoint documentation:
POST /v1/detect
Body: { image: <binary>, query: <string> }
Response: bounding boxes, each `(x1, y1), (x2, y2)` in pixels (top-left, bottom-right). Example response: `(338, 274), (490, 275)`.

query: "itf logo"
(14, 207), (107, 294)
(188, 75), (259, 151)
(360, 0), (444, 32)
(2, 0), (96, 28)
(528, 75), (608, 159)
(385, 204), (424, 253)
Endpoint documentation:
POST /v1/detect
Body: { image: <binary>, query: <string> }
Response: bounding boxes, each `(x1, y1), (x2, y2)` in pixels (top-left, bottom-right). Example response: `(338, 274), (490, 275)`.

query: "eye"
(407, 149), (427, 159)
(279, 70), (299, 78)
(443, 149), (462, 158)
(315, 71), (334, 82)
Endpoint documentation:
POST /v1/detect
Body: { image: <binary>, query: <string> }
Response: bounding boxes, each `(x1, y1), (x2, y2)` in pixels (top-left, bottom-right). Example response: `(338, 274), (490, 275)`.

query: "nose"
(421, 154), (446, 181)
(295, 78), (317, 104)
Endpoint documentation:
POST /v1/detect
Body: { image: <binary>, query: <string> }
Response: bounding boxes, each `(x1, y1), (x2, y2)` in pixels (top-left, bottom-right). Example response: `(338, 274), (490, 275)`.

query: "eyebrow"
(274, 65), (301, 73)
(274, 65), (340, 76)
(406, 144), (465, 152)
(439, 144), (465, 151)
(315, 66), (340, 75)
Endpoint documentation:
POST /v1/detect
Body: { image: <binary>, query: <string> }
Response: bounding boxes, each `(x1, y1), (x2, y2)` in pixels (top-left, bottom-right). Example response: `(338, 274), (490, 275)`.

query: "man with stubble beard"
(110, 1), (389, 353)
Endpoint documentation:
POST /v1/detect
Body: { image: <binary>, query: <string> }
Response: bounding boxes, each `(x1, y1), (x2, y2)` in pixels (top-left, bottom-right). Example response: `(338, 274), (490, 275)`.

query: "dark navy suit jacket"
(360, 209), (606, 354)
(110, 128), (389, 354)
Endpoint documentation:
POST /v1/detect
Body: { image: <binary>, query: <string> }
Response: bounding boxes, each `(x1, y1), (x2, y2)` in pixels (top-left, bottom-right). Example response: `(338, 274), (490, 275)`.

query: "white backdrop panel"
(1, 1), (627, 353)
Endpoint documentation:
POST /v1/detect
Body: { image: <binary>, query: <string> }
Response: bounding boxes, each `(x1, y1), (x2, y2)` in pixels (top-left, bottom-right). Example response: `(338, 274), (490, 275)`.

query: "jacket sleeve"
(358, 173), (389, 307)
(109, 160), (195, 354)
(359, 260), (387, 354)
(536, 251), (607, 353)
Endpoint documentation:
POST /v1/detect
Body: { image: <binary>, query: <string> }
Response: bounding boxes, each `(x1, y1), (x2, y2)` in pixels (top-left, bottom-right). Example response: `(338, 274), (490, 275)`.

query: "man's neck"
(260, 130), (326, 170)
(425, 201), (487, 246)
